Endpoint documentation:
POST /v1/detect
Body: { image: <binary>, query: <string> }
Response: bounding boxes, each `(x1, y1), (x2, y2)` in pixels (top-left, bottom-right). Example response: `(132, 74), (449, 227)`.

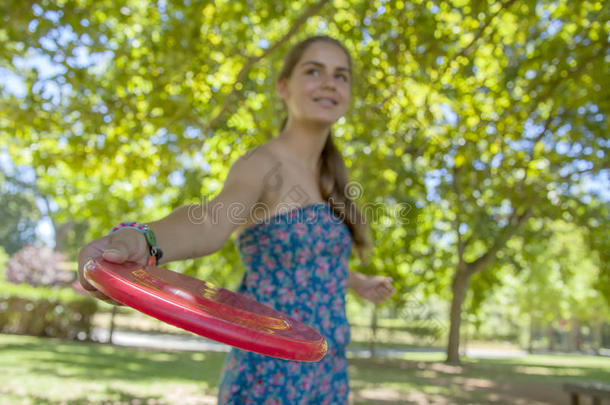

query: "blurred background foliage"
(1, 0), (608, 363)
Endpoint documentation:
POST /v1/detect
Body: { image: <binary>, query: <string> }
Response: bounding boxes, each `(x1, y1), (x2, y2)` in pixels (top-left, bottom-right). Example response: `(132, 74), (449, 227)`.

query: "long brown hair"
(278, 36), (372, 261)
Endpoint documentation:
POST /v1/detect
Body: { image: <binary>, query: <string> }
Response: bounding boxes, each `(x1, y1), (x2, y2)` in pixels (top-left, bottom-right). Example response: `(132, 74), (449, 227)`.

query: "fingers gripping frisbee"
(83, 257), (327, 362)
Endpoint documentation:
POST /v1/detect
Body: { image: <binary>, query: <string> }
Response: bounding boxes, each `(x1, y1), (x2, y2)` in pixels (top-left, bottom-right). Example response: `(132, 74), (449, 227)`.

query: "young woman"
(78, 35), (395, 404)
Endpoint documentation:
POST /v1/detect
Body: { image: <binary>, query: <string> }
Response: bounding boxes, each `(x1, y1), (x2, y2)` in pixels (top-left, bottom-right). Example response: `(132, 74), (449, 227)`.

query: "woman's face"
(278, 41), (351, 127)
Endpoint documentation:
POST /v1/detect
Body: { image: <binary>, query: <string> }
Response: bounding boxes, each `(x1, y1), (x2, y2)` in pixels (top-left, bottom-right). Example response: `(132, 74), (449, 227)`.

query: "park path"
(92, 327), (527, 359)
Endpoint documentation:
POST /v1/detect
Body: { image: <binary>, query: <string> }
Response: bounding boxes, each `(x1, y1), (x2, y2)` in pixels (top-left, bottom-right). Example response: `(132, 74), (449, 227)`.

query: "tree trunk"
(548, 324), (556, 351)
(461, 318), (469, 358)
(108, 306), (118, 344)
(369, 306), (378, 358)
(446, 269), (471, 364)
(573, 320), (582, 352)
(528, 315), (535, 354)
(53, 220), (74, 252)
(445, 208), (531, 364)
(593, 321), (602, 354)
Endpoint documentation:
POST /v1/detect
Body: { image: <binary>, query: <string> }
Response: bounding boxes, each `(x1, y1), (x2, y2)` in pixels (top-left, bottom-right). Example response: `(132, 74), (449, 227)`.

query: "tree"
(393, 0), (610, 363)
(2, 0), (608, 364)
(469, 220), (610, 352)
(0, 169), (41, 254)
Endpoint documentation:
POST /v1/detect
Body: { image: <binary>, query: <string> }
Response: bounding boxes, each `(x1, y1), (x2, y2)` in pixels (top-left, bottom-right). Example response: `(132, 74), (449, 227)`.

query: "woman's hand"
(77, 229), (149, 305)
(352, 274), (396, 305)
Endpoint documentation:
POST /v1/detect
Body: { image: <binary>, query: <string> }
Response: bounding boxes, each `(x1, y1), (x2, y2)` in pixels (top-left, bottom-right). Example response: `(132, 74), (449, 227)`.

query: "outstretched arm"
(78, 147), (277, 302)
(147, 148), (276, 264)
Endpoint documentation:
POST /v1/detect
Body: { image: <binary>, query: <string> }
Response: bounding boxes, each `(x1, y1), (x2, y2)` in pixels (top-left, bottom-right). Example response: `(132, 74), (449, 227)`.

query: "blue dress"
(217, 202), (352, 404)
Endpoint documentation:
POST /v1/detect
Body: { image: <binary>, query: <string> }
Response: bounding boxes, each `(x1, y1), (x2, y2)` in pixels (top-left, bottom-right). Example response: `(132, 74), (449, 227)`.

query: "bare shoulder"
(230, 142), (279, 174)
(222, 142), (283, 199)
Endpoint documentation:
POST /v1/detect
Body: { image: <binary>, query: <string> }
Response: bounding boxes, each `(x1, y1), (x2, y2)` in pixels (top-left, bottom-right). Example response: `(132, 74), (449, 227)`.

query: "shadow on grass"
(23, 387), (162, 405)
(348, 356), (608, 405)
(3, 335), (609, 405)
(349, 357), (499, 405)
(1, 337), (226, 385)
(467, 356), (610, 383)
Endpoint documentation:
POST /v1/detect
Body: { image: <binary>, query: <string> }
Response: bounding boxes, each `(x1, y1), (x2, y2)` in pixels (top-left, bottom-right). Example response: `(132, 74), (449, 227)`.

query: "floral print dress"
(217, 202), (352, 404)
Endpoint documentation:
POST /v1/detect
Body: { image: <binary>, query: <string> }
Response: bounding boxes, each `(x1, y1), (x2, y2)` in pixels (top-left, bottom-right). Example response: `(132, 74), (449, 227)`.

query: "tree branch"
(465, 207), (532, 276)
(438, 0), (518, 78)
(528, 39), (608, 109)
(451, 164), (467, 264)
(515, 101), (557, 194)
(560, 167), (603, 180)
(190, 0), (331, 147)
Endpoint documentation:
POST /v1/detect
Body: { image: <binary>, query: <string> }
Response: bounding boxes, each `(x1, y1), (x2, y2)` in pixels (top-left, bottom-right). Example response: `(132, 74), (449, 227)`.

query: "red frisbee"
(83, 257), (327, 361)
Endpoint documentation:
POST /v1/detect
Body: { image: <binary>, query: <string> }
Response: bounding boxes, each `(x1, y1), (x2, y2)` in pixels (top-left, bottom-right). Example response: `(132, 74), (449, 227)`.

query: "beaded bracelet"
(109, 221), (163, 265)
(110, 221), (146, 233)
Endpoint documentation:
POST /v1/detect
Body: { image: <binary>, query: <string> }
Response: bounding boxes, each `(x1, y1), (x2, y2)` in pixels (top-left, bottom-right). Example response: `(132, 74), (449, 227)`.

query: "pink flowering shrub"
(5, 244), (73, 287)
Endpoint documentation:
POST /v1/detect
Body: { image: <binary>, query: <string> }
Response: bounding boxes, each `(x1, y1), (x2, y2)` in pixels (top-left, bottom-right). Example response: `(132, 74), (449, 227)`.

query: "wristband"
(109, 222), (163, 265)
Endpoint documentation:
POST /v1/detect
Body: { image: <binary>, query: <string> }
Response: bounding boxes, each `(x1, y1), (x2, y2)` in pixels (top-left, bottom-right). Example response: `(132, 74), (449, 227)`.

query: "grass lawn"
(1, 333), (609, 404)
(349, 354), (610, 404)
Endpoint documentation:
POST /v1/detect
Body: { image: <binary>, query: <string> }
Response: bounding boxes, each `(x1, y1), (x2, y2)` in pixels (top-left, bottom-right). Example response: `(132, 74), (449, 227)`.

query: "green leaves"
(1, 1), (608, 349)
